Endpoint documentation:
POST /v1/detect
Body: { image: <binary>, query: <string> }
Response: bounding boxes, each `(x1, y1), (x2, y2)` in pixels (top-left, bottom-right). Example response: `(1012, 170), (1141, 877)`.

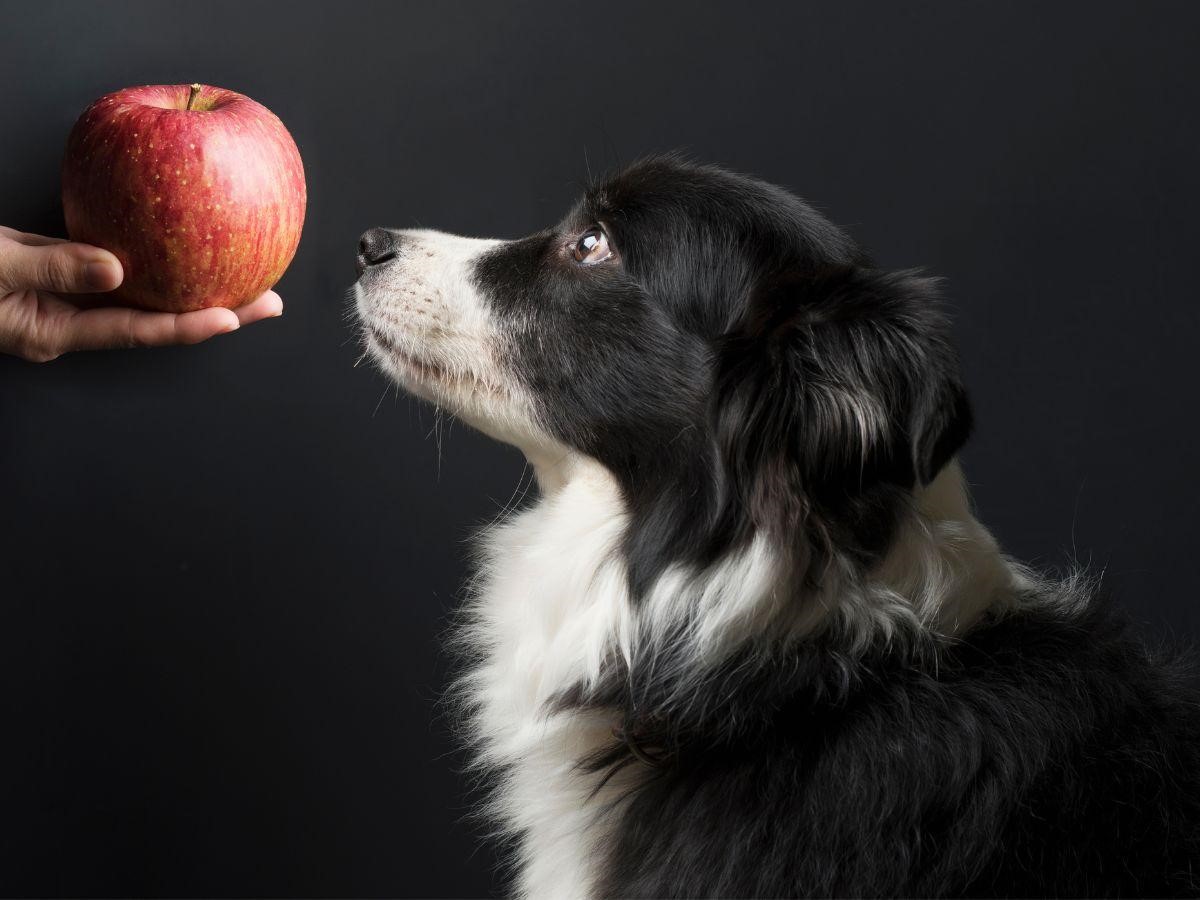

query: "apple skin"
(61, 83), (306, 313)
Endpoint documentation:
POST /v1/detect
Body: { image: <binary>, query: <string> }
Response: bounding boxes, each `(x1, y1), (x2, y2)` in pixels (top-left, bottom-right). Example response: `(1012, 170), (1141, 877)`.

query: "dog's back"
(594, 592), (1200, 898)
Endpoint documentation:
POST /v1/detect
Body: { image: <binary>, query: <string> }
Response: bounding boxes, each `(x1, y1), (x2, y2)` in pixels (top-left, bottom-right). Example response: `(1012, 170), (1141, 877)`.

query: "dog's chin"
(361, 320), (549, 452)
(363, 326), (449, 405)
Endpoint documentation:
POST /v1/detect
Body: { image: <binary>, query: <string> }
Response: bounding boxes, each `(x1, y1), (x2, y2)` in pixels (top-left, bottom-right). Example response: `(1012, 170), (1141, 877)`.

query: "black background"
(1, 1), (1198, 896)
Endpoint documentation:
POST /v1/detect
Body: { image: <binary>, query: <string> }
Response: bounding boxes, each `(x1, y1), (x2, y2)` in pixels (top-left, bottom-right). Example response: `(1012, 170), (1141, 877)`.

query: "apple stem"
(186, 83), (202, 111)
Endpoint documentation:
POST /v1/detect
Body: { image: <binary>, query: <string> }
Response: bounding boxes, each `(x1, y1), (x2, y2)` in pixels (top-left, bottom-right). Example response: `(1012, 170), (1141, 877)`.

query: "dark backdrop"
(1, 1), (1197, 896)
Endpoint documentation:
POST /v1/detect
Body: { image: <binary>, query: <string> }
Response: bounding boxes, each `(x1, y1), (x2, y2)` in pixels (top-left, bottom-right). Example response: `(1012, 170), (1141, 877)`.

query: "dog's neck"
(522, 449), (1016, 643)
(525, 444), (597, 495)
(872, 461), (1019, 637)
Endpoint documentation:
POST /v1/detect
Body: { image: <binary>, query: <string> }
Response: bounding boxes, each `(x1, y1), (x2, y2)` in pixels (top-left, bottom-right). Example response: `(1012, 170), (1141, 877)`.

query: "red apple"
(61, 83), (306, 313)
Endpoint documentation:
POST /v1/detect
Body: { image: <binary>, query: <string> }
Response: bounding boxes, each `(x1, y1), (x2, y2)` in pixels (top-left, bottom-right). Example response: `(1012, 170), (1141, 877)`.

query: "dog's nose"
(357, 228), (400, 272)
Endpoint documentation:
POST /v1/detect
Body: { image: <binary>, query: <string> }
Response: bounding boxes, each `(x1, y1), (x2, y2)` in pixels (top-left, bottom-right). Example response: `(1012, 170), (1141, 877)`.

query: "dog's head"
(354, 156), (971, 594)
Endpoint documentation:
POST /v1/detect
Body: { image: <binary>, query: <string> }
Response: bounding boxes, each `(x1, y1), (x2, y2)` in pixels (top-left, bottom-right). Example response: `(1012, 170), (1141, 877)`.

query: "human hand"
(0, 226), (283, 362)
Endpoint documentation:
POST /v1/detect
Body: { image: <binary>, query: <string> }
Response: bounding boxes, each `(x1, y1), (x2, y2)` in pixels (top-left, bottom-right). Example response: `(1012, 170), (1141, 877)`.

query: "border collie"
(352, 157), (1200, 898)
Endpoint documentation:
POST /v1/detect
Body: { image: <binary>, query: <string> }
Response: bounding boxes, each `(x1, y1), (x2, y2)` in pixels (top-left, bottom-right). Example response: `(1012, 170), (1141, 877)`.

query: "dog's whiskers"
(371, 384), (390, 418)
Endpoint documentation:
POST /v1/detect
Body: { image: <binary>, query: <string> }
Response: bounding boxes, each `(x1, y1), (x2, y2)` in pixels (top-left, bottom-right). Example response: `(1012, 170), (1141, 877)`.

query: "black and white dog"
(352, 157), (1200, 898)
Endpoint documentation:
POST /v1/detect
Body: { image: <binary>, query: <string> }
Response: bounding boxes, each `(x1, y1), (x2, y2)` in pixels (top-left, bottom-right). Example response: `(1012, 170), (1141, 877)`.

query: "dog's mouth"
(365, 324), (508, 399)
(366, 326), (448, 383)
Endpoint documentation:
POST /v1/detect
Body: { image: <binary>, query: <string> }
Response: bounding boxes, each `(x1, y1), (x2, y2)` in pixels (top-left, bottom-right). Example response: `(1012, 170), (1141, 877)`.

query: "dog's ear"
(713, 266), (971, 547)
(908, 337), (973, 486)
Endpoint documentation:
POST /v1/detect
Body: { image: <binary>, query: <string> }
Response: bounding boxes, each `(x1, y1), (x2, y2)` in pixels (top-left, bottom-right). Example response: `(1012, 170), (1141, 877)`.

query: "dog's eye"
(572, 227), (614, 265)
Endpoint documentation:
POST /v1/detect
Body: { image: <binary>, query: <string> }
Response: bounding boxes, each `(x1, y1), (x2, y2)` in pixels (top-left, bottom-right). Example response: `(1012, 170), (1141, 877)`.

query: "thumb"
(0, 241), (123, 294)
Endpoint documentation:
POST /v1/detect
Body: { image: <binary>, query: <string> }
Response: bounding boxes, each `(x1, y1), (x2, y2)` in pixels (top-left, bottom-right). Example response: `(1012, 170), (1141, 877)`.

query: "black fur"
(589, 596), (1200, 898)
(467, 157), (1200, 897)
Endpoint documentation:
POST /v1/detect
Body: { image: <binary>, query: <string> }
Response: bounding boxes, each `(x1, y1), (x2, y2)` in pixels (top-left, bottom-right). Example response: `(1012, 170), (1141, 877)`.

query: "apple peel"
(61, 82), (306, 313)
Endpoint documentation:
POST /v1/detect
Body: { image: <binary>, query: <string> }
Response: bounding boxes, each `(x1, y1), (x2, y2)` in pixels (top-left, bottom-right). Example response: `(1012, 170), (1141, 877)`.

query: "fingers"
(58, 306), (239, 353)
(0, 226), (68, 247)
(233, 291), (284, 325)
(49, 294), (283, 356)
(0, 239), (123, 294)
(160, 307), (244, 345)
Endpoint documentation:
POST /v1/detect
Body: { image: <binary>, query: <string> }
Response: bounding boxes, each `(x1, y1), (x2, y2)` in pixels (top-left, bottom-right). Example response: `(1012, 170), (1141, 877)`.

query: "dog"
(351, 156), (1200, 898)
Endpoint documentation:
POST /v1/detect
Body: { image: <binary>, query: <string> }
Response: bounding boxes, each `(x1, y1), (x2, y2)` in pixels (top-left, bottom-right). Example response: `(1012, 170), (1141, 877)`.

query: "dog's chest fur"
(459, 466), (642, 899)
(455, 460), (1019, 898)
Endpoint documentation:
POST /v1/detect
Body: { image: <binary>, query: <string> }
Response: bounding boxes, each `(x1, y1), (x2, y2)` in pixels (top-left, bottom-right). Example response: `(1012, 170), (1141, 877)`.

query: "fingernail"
(224, 320), (241, 333)
(84, 259), (121, 291)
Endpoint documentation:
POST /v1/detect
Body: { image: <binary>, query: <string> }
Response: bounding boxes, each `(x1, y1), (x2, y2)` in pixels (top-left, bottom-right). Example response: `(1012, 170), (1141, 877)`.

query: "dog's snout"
(357, 228), (401, 272)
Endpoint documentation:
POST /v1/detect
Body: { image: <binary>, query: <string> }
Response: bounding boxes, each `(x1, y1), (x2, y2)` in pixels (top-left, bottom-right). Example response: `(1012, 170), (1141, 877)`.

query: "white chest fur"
(459, 463), (639, 899)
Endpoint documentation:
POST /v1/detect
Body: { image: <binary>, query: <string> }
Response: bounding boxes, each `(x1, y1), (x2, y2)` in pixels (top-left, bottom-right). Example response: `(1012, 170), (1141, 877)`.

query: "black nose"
(357, 228), (400, 272)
